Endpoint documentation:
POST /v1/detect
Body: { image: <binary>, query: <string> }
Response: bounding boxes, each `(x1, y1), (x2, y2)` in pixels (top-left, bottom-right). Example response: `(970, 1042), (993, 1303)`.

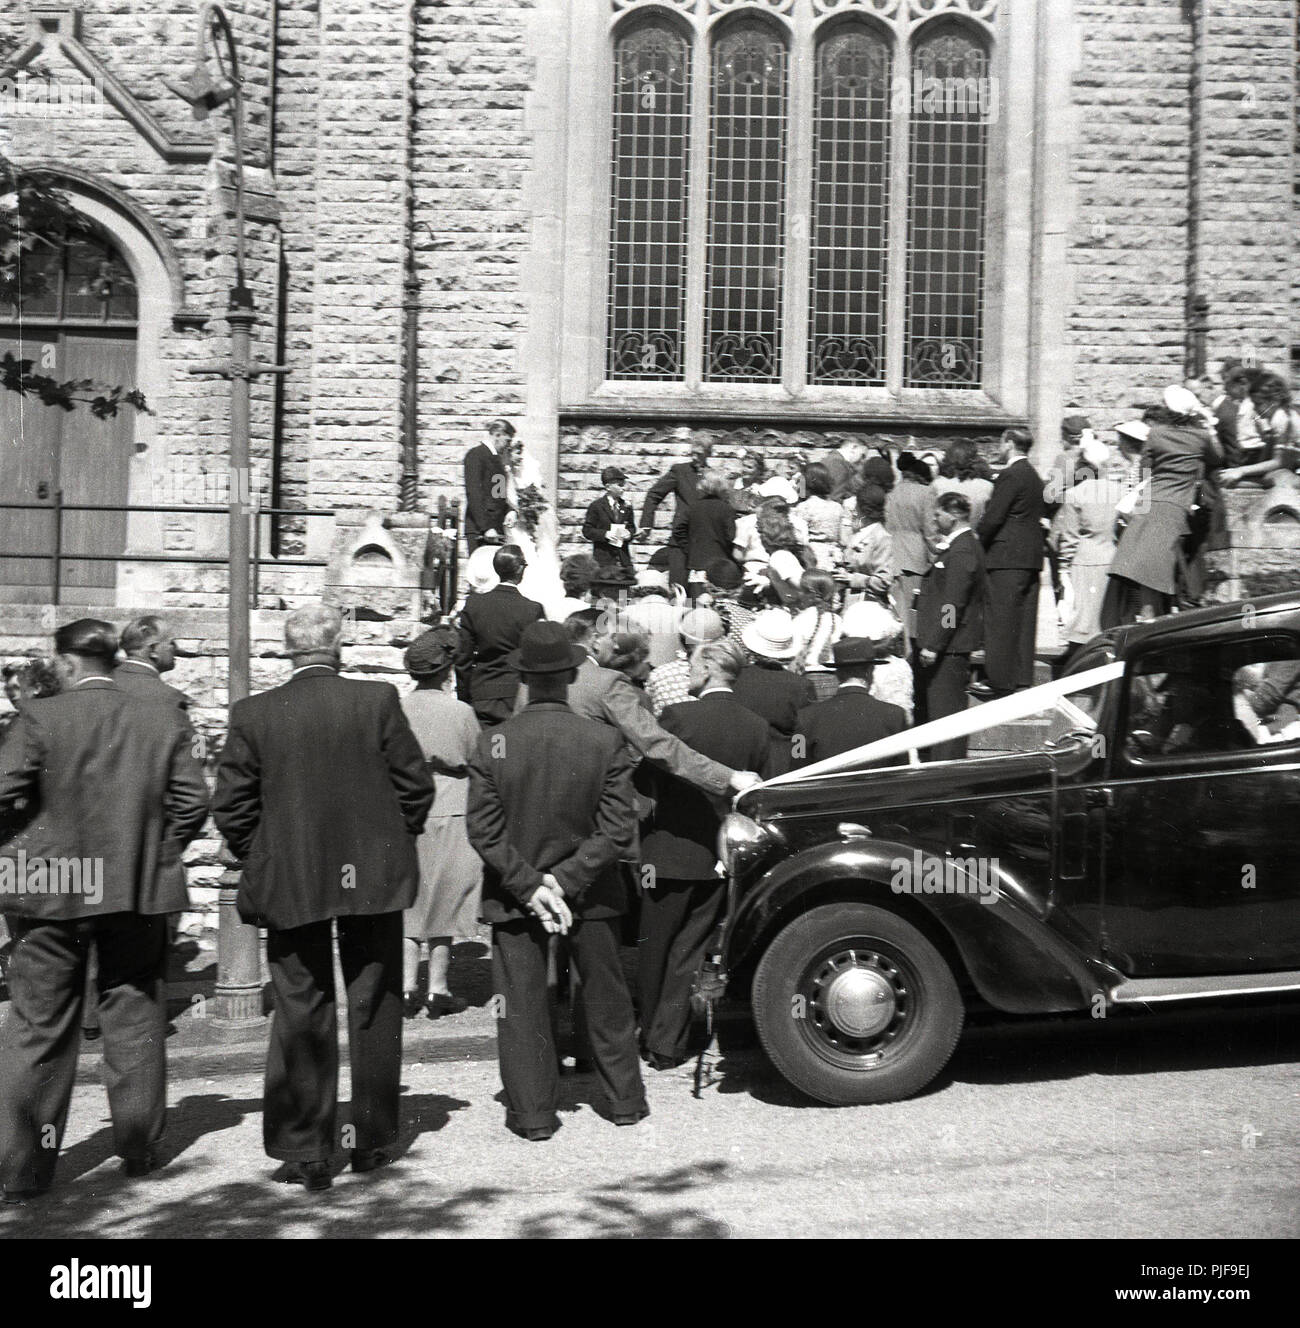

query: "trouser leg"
(94, 913), (169, 1163)
(492, 920), (559, 1132)
(570, 917), (646, 1117)
(0, 918), (86, 1193)
(925, 653), (972, 761)
(264, 919), (337, 1162)
(81, 940), (100, 1036)
(1015, 569), (1041, 689)
(641, 880), (725, 1062)
(338, 912), (404, 1155)
(666, 543), (689, 591)
(636, 879), (693, 1044)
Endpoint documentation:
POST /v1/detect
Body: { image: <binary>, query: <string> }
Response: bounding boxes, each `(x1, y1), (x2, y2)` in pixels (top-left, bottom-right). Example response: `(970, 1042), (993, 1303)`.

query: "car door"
(1096, 629), (1300, 977)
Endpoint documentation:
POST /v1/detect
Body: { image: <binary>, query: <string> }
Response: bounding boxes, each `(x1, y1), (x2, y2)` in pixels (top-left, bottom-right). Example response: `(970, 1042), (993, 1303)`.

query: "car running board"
(1110, 971), (1300, 1004)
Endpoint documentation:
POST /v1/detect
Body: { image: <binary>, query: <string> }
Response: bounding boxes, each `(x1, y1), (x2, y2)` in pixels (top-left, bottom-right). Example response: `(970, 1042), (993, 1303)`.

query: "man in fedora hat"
(466, 620), (648, 1140)
(792, 636), (909, 769)
(733, 608), (815, 773)
(582, 465), (638, 585)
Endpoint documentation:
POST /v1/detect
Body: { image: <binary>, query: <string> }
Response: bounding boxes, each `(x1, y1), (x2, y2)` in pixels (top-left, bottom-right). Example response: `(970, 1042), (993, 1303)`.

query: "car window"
(1124, 634), (1300, 762)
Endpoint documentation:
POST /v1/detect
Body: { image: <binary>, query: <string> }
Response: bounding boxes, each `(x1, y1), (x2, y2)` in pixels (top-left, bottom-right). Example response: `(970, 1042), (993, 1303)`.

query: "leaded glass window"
(809, 25), (891, 385)
(704, 23), (788, 382)
(608, 22), (693, 381)
(601, 1), (996, 398)
(904, 22), (989, 388)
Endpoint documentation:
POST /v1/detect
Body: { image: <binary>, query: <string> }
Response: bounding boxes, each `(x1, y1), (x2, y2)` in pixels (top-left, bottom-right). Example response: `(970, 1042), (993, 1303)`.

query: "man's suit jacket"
(564, 657), (733, 796)
(112, 660), (191, 712)
(640, 460), (702, 547)
(793, 687), (909, 769)
(212, 667), (434, 930)
(639, 692), (771, 881)
(732, 663), (816, 739)
(467, 701), (637, 923)
(0, 681), (209, 919)
(454, 583), (544, 705)
(915, 528), (987, 656)
(582, 493), (637, 573)
(463, 442), (510, 543)
(977, 456), (1046, 570)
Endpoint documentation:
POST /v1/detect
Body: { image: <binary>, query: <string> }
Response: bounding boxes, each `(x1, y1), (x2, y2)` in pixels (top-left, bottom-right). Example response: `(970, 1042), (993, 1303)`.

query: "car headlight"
(718, 813), (771, 875)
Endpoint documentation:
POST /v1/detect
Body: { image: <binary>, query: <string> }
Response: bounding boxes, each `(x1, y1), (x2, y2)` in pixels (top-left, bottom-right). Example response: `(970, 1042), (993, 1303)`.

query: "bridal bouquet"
(513, 483), (550, 537)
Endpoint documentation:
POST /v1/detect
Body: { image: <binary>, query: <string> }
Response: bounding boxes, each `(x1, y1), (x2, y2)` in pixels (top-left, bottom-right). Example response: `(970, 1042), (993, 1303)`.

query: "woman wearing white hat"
(1101, 386), (1222, 628)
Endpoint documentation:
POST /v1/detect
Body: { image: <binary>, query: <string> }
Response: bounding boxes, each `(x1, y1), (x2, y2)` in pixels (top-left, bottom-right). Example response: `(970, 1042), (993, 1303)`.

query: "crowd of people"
(0, 361), (1290, 1201)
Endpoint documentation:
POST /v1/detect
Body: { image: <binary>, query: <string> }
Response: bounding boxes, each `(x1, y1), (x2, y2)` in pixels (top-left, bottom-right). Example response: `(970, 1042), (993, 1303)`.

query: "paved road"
(4, 998), (1299, 1239)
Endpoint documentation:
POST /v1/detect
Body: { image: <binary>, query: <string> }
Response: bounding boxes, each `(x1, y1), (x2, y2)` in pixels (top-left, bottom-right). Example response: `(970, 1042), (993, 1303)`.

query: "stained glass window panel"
(607, 23), (692, 382)
(704, 23), (788, 383)
(809, 25), (891, 386)
(904, 23), (989, 389)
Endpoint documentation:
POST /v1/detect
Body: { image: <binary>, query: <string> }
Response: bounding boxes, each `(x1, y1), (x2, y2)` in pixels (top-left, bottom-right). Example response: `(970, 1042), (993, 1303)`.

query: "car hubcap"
(800, 945), (913, 1066)
(823, 964), (896, 1039)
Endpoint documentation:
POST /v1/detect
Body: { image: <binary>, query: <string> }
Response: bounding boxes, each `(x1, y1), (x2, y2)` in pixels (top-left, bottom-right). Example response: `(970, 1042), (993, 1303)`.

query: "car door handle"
(1084, 787), (1114, 809)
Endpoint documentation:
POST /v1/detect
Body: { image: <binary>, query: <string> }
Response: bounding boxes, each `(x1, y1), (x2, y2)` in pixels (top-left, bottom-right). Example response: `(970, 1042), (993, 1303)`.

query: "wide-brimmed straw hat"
(741, 609), (798, 661)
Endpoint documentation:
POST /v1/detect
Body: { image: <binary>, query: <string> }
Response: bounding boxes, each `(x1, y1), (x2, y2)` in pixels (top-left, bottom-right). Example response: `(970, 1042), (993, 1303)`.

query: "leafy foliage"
(0, 152), (152, 416)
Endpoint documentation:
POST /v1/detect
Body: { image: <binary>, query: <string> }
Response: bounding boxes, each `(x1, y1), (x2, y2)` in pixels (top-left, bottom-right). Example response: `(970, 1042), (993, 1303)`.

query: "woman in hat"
(735, 608), (815, 772)
(400, 626), (484, 1019)
(1101, 386), (1222, 627)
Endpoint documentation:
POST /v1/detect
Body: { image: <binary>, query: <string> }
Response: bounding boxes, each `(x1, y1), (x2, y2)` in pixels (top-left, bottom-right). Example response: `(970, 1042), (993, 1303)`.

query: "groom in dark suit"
(213, 604), (434, 1191)
(463, 418), (516, 553)
(467, 620), (647, 1141)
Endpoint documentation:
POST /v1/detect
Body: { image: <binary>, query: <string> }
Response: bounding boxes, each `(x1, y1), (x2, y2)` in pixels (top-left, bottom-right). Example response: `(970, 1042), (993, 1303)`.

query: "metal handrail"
(0, 494), (463, 610)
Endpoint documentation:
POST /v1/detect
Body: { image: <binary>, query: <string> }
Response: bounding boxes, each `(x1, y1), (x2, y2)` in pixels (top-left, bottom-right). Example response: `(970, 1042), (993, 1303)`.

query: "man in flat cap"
(582, 465), (638, 587)
(467, 620), (647, 1140)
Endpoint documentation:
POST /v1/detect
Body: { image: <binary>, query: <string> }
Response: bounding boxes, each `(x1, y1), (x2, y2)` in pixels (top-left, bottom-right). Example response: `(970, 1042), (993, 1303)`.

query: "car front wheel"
(751, 901), (964, 1106)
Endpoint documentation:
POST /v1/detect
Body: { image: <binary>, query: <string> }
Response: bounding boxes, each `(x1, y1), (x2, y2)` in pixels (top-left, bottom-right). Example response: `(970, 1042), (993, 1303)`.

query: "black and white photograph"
(0, 0), (1295, 1289)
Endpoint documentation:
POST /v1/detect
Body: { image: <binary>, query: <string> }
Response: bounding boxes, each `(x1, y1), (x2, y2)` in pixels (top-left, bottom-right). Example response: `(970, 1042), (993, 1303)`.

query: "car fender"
(725, 839), (1106, 1014)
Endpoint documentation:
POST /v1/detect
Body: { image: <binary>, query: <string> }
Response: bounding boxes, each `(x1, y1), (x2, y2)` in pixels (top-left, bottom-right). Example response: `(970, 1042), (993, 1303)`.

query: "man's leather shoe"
(426, 992), (468, 1019)
(122, 1151), (160, 1178)
(645, 1050), (688, 1071)
(612, 1108), (649, 1126)
(351, 1148), (393, 1174)
(279, 1161), (332, 1191)
(519, 1126), (556, 1142)
(966, 681), (999, 700)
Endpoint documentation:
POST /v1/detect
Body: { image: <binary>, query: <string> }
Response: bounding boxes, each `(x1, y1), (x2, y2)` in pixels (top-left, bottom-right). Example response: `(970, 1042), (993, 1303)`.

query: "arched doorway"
(1, 227), (138, 602)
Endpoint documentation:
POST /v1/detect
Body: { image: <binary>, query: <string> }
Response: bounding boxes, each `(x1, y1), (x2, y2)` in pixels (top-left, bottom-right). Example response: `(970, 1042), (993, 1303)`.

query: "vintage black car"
(718, 591), (1300, 1105)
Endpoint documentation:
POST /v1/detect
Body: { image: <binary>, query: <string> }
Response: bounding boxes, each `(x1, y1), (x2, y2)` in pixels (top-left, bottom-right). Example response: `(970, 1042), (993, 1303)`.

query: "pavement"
(3, 947), (1300, 1239)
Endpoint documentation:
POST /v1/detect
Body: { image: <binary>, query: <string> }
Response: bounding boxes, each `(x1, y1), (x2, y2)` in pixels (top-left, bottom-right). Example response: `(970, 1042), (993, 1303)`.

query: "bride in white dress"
(503, 447), (566, 619)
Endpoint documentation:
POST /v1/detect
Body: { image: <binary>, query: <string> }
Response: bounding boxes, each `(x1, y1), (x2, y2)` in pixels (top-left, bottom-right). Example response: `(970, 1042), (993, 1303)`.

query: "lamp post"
(168, 4), (285, 1028)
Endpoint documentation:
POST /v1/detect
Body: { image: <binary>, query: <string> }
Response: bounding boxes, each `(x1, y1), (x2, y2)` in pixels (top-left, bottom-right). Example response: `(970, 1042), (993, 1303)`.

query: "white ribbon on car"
(758, 661), (1127, 790)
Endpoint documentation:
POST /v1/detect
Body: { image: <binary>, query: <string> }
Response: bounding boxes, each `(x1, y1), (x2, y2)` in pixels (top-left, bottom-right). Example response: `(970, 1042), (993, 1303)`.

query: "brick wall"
(409, 0), (536, 510)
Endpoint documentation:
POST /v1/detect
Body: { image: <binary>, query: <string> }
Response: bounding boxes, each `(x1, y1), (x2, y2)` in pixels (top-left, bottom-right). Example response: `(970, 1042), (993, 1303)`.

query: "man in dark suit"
(454, 545), (544, 728)
(582, 465), (637, 586)
(0, 619), (209, 1202)
(113, 615), (191, 712)
(466, 621), (647, 1140)
(638, 639), (770, 1069)
(915, 493), (987, 760)
(792, 637), (909, 769)
(816, 439), (867, 504)
(640, 438), (712, 590)
(213, 604), (434, 1191)
(976, 427), (1045, 696)
(463, 418), (515, 553)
